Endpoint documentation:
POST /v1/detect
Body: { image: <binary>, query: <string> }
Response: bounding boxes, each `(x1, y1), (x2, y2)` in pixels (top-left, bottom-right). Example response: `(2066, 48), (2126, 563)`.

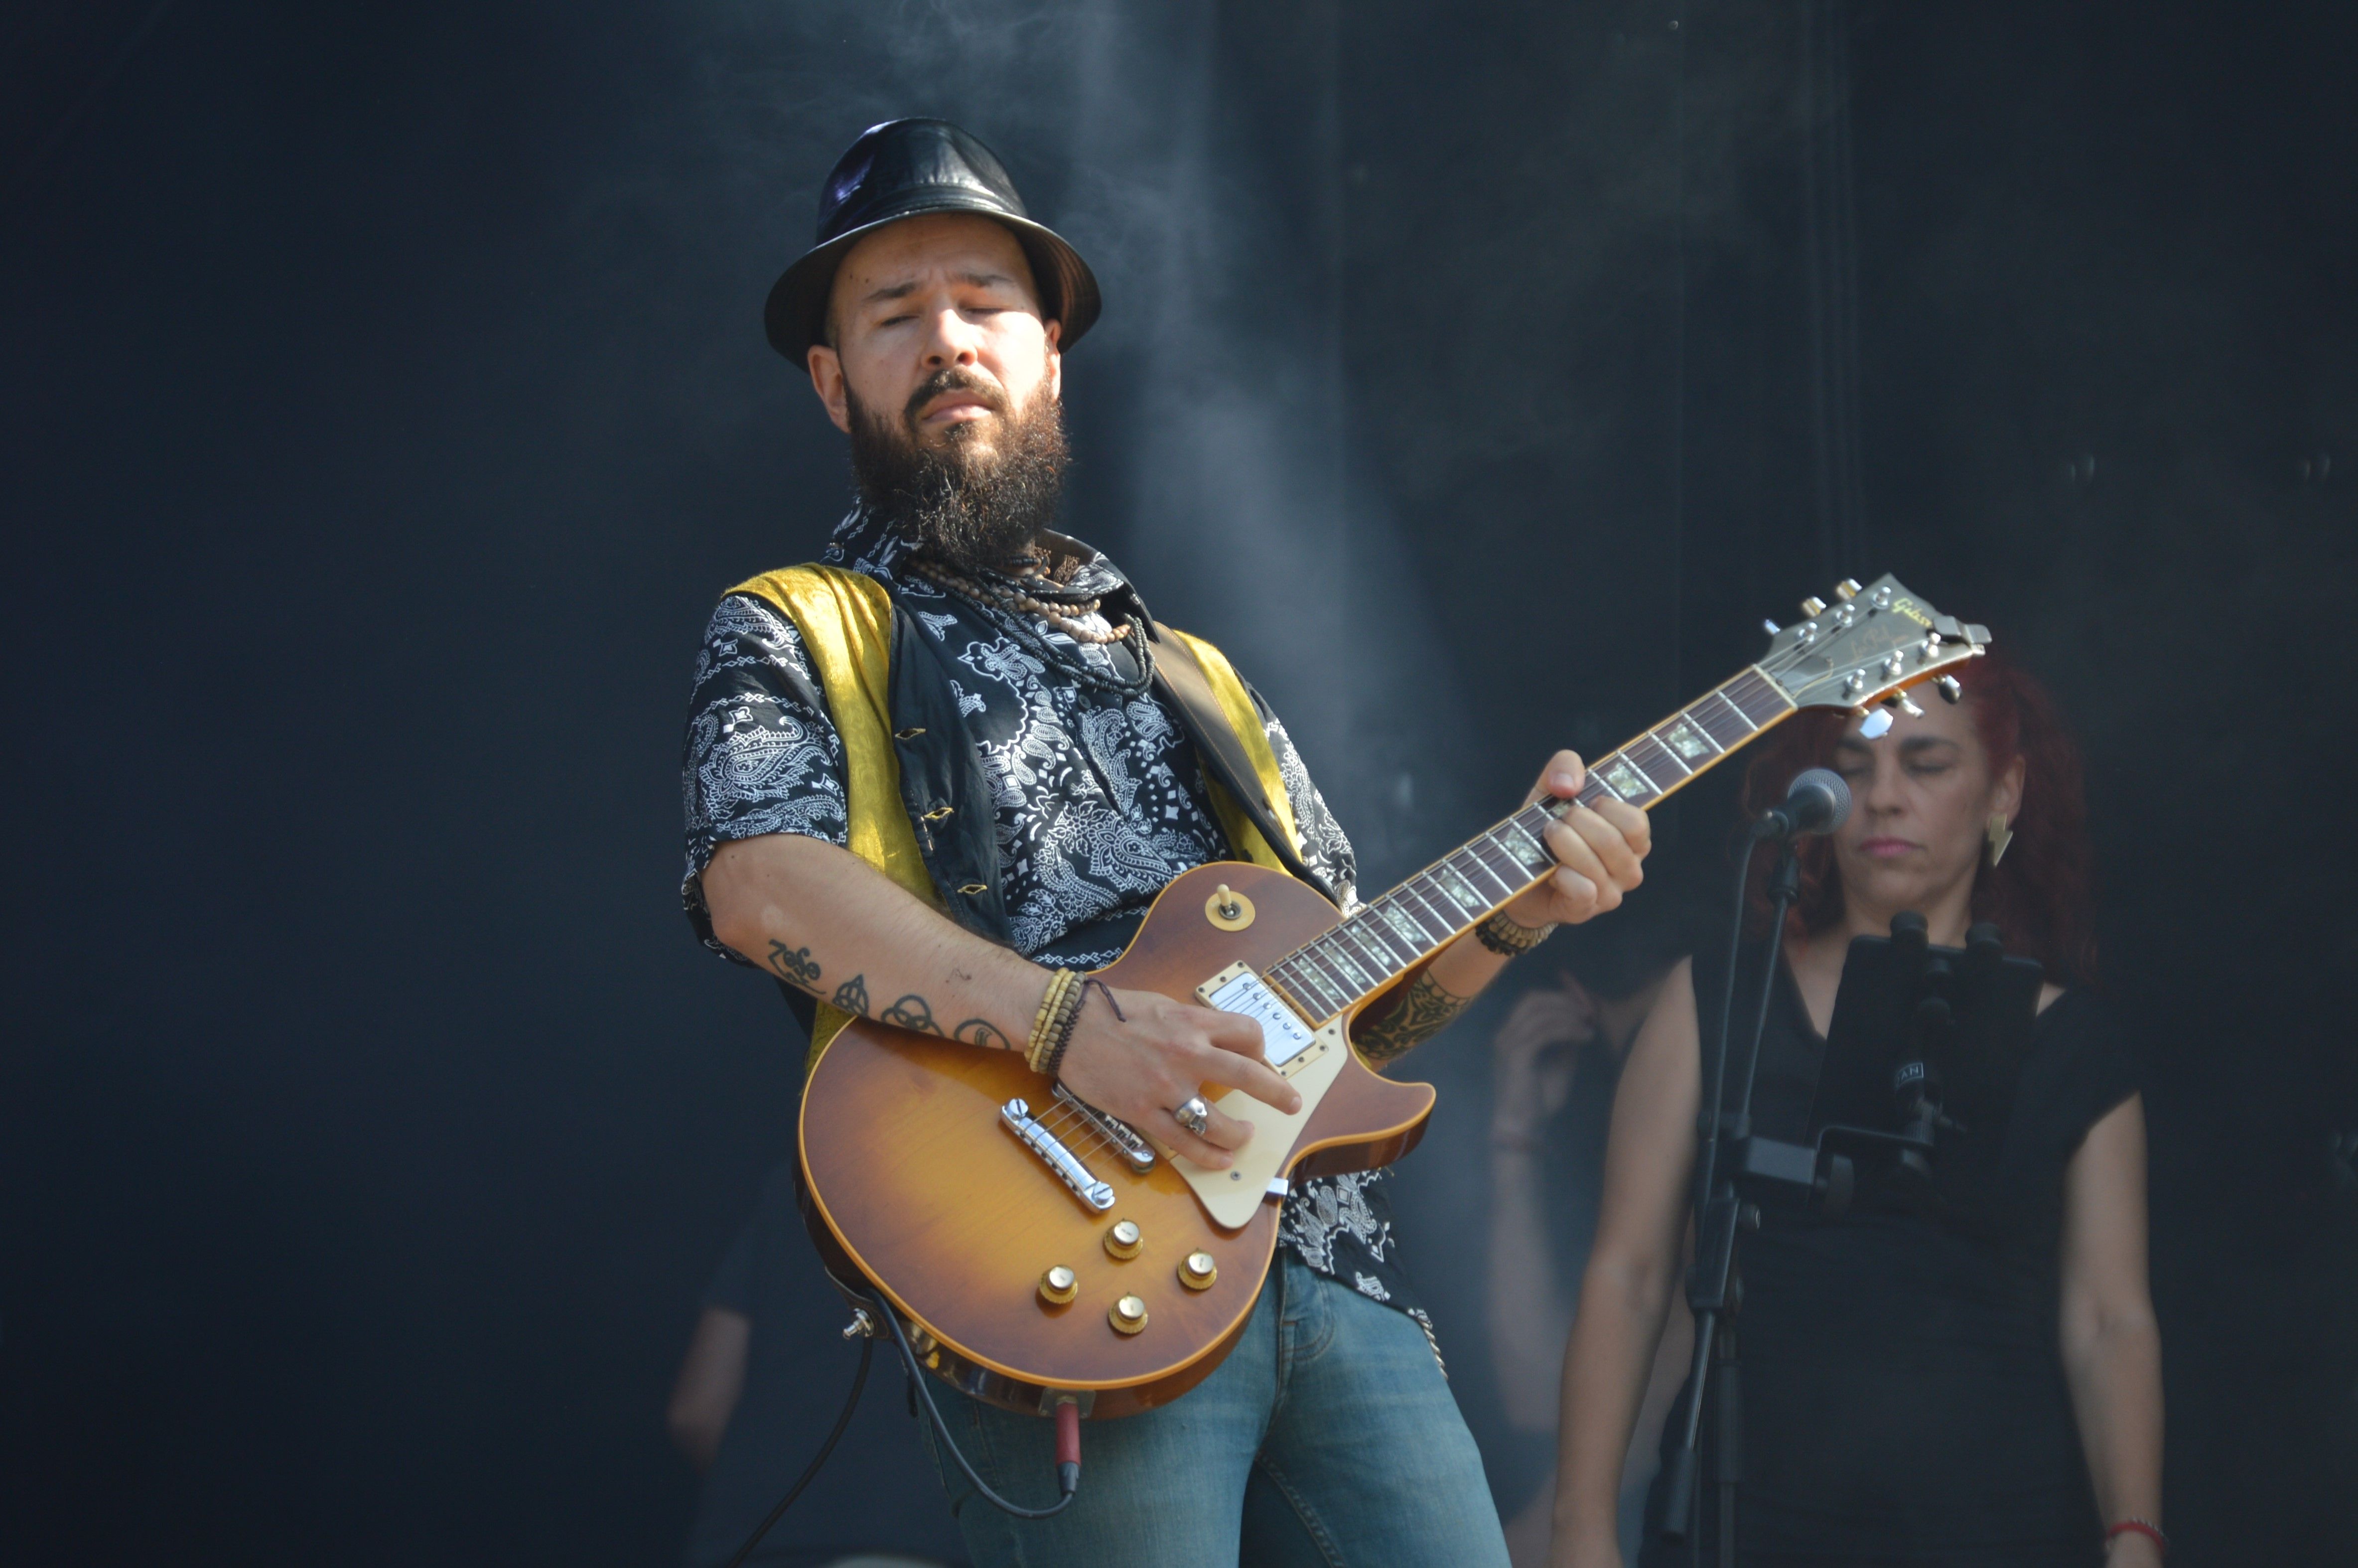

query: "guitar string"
(1013, 630), (1917, 1108)
(1037, 1101), (1120, 1163)
(1276, 624), (1926, 1010)
(997, 634), (1932, 1224)
(1038, 1094), (1168, 1174)
(1074, 1104), (1149, 1160)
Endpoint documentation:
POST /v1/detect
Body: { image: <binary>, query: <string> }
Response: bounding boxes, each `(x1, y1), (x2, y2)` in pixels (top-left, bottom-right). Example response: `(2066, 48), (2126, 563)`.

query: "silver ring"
(1171, 1096), (1211, 1137)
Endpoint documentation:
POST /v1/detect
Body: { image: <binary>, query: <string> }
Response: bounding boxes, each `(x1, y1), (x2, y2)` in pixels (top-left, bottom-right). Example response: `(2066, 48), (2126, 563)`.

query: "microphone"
(1752, 767), (1852, 840)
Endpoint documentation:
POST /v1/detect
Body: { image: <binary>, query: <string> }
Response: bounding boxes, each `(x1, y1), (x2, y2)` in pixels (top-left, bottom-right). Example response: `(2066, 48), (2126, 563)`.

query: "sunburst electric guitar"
(798, 574), (1989, 1417)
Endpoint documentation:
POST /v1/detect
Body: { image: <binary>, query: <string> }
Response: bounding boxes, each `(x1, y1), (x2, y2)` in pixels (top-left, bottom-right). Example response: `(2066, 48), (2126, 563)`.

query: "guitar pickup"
(1195, 962), (1325, 1076)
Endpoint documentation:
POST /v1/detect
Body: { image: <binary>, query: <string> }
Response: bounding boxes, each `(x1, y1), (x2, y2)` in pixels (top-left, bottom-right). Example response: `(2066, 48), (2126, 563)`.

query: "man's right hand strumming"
(701, 831), (1301, 1170)
(1057, 987), (1299, 1169)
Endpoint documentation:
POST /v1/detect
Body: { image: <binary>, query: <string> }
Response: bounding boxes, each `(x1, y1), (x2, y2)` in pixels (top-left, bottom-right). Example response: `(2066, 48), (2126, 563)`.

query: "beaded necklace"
(908, 552), (1156, 698)
(909, 554), (1127, 643)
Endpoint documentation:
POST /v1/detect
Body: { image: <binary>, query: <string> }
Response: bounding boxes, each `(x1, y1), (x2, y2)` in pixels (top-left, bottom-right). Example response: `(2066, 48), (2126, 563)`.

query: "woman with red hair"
(1549, 652), (2163, 1568)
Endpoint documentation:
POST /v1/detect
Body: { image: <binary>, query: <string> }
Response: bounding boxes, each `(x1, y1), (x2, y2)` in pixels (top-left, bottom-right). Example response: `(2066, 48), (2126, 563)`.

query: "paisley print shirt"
(681, 509), (1419, 1320)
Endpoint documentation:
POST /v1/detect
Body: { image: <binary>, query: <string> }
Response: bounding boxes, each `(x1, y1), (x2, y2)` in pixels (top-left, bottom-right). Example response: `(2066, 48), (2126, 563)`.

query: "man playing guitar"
(683, 118), (1650, 1568)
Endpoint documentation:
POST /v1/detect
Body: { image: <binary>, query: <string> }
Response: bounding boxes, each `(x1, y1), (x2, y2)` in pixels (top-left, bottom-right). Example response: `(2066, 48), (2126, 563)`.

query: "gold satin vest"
(725, 564), (1303, 1069)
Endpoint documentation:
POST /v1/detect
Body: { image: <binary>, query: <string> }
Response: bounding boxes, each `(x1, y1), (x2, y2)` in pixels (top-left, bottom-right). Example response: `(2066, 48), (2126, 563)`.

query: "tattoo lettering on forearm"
(1352, 970), (1474, 1065)
(879, 994), (943, 1034)
(831, 974), (870, 1015)
(956, 1018), (1017, 1050)
(765, 941), (821, 988)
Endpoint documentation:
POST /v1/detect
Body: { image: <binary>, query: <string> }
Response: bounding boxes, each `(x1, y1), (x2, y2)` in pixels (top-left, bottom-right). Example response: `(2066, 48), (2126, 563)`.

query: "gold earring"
(1985, 812), (2014, 869)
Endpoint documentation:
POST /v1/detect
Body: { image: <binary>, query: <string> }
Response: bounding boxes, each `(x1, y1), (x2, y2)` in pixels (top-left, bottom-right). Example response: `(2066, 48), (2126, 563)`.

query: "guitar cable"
(720, 1287), (1080, 1567)
(720, 1330), (872, 1568)
(871, 1285), (1083, 1521)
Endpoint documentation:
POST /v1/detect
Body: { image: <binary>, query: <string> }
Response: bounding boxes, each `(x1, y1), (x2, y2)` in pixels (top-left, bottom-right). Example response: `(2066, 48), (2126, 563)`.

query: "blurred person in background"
(1550, 653), (2164, 1568)
(667, 1163), (961, 1568)
(1485, 927), (1684, 1568)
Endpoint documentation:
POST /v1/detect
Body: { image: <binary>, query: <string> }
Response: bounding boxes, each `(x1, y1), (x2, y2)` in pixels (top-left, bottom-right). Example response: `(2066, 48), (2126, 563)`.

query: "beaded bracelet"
(1025, 969), (1076, 1072)
(1474, 910), (1557, 958)
(1025, 969), (1081, 1075)
(1037, 980), (1089, 1082)
(2105, 1519), (2167, 1558)
(1034, 970), (1087, 1080)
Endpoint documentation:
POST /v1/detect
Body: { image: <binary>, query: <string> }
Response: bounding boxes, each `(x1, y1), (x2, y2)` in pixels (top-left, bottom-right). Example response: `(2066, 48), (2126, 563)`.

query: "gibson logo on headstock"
(1756, 574), (1986, 713)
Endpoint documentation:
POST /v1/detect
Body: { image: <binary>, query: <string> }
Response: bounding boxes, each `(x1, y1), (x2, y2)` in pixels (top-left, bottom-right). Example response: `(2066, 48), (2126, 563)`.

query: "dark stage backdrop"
(4, 2), (2351, 1564)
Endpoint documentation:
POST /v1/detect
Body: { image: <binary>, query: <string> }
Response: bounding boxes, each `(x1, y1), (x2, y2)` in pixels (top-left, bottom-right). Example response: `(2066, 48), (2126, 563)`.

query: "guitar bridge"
(1053, 1084), (1156, 1171)
(1000, 1098), (1116, 1212)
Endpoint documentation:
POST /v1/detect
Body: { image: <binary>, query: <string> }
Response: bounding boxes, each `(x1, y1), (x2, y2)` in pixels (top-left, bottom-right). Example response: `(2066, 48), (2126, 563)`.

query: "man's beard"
(846, 368), (1070, 574)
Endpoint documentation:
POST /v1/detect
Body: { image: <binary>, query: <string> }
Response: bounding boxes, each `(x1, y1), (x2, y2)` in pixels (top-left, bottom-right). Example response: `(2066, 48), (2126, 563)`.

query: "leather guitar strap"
(1148, 626), (1335, 905)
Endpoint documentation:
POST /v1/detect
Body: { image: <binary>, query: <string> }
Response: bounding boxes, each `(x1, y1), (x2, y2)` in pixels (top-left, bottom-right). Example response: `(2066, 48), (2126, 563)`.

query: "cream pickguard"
(1146, 963), (1355, 1229)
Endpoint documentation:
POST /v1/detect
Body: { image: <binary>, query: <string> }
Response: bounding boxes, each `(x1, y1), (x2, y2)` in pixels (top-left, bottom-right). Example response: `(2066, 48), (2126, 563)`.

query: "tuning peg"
(1834, 579), (1863, 601)
(1762, 619), (1782, 636)
(1801, 596), (1828, 618)
(1858, 708), (1894, 740)
(1894, 694), (1926, 719)
(1936, 675), (1963, 704)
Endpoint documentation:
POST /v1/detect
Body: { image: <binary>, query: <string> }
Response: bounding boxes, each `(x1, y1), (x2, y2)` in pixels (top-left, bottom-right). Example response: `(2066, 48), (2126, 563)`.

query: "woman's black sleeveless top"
(1638, 936), (2138, 1567)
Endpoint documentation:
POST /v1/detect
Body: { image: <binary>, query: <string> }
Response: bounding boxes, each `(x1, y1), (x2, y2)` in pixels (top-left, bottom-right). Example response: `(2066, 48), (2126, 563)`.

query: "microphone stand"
(1661, 829), (1804, 1568)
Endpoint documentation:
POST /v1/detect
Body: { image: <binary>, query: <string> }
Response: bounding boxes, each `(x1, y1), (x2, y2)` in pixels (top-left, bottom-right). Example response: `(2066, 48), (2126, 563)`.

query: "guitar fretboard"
(1263, 667), (1795, 1024)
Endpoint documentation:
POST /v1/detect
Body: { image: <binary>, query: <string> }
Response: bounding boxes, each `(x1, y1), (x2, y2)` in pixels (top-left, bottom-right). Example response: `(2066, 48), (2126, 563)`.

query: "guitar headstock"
(1757, 575), (1989, 732)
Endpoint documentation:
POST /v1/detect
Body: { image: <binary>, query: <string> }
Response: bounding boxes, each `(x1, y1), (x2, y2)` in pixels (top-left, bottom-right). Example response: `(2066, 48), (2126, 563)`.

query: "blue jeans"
(918, 1255), (1510, 1568)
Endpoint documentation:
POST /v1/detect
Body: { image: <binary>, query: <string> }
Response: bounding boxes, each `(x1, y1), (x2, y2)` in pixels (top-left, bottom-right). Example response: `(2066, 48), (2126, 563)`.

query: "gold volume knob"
(1179, 1252), (1218, 1290)
(1104, 1219), (1142, 1259)
(1037, 1266), (1078, 1305)
(1109, 1295), (1149, 1335)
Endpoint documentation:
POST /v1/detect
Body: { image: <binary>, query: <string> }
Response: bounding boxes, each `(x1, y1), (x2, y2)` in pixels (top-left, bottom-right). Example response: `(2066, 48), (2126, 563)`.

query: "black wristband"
(1475, 911), (1556, 958)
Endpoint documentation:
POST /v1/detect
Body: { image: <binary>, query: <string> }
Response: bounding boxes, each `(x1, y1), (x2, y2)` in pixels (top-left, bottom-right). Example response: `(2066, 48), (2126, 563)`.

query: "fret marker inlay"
(1434, 863), (1483, 913)
(1662, 716), (1718, 760)
(1324, 944), (1374, 993)
(1379, 902), (1427, 950)
(1600, 758), (1651, 800)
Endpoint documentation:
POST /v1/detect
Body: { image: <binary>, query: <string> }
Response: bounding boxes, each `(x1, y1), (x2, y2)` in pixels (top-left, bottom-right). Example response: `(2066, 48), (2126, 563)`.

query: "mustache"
(903, 368), (1009, 429)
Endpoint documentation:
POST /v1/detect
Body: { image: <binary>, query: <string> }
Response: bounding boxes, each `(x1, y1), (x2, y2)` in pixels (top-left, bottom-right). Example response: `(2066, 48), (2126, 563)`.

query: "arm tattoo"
(879, 994), (943, 1034)
(956, 1018), (1017, 1050)
(1352, 970), (1474, 1066)
(811, 969), (1005, 1046)
(765, 941), (821, 988)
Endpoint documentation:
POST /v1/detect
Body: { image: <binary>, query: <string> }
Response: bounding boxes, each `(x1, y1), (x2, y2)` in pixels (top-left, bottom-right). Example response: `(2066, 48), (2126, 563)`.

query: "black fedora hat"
(764, 119), (1102, 360)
